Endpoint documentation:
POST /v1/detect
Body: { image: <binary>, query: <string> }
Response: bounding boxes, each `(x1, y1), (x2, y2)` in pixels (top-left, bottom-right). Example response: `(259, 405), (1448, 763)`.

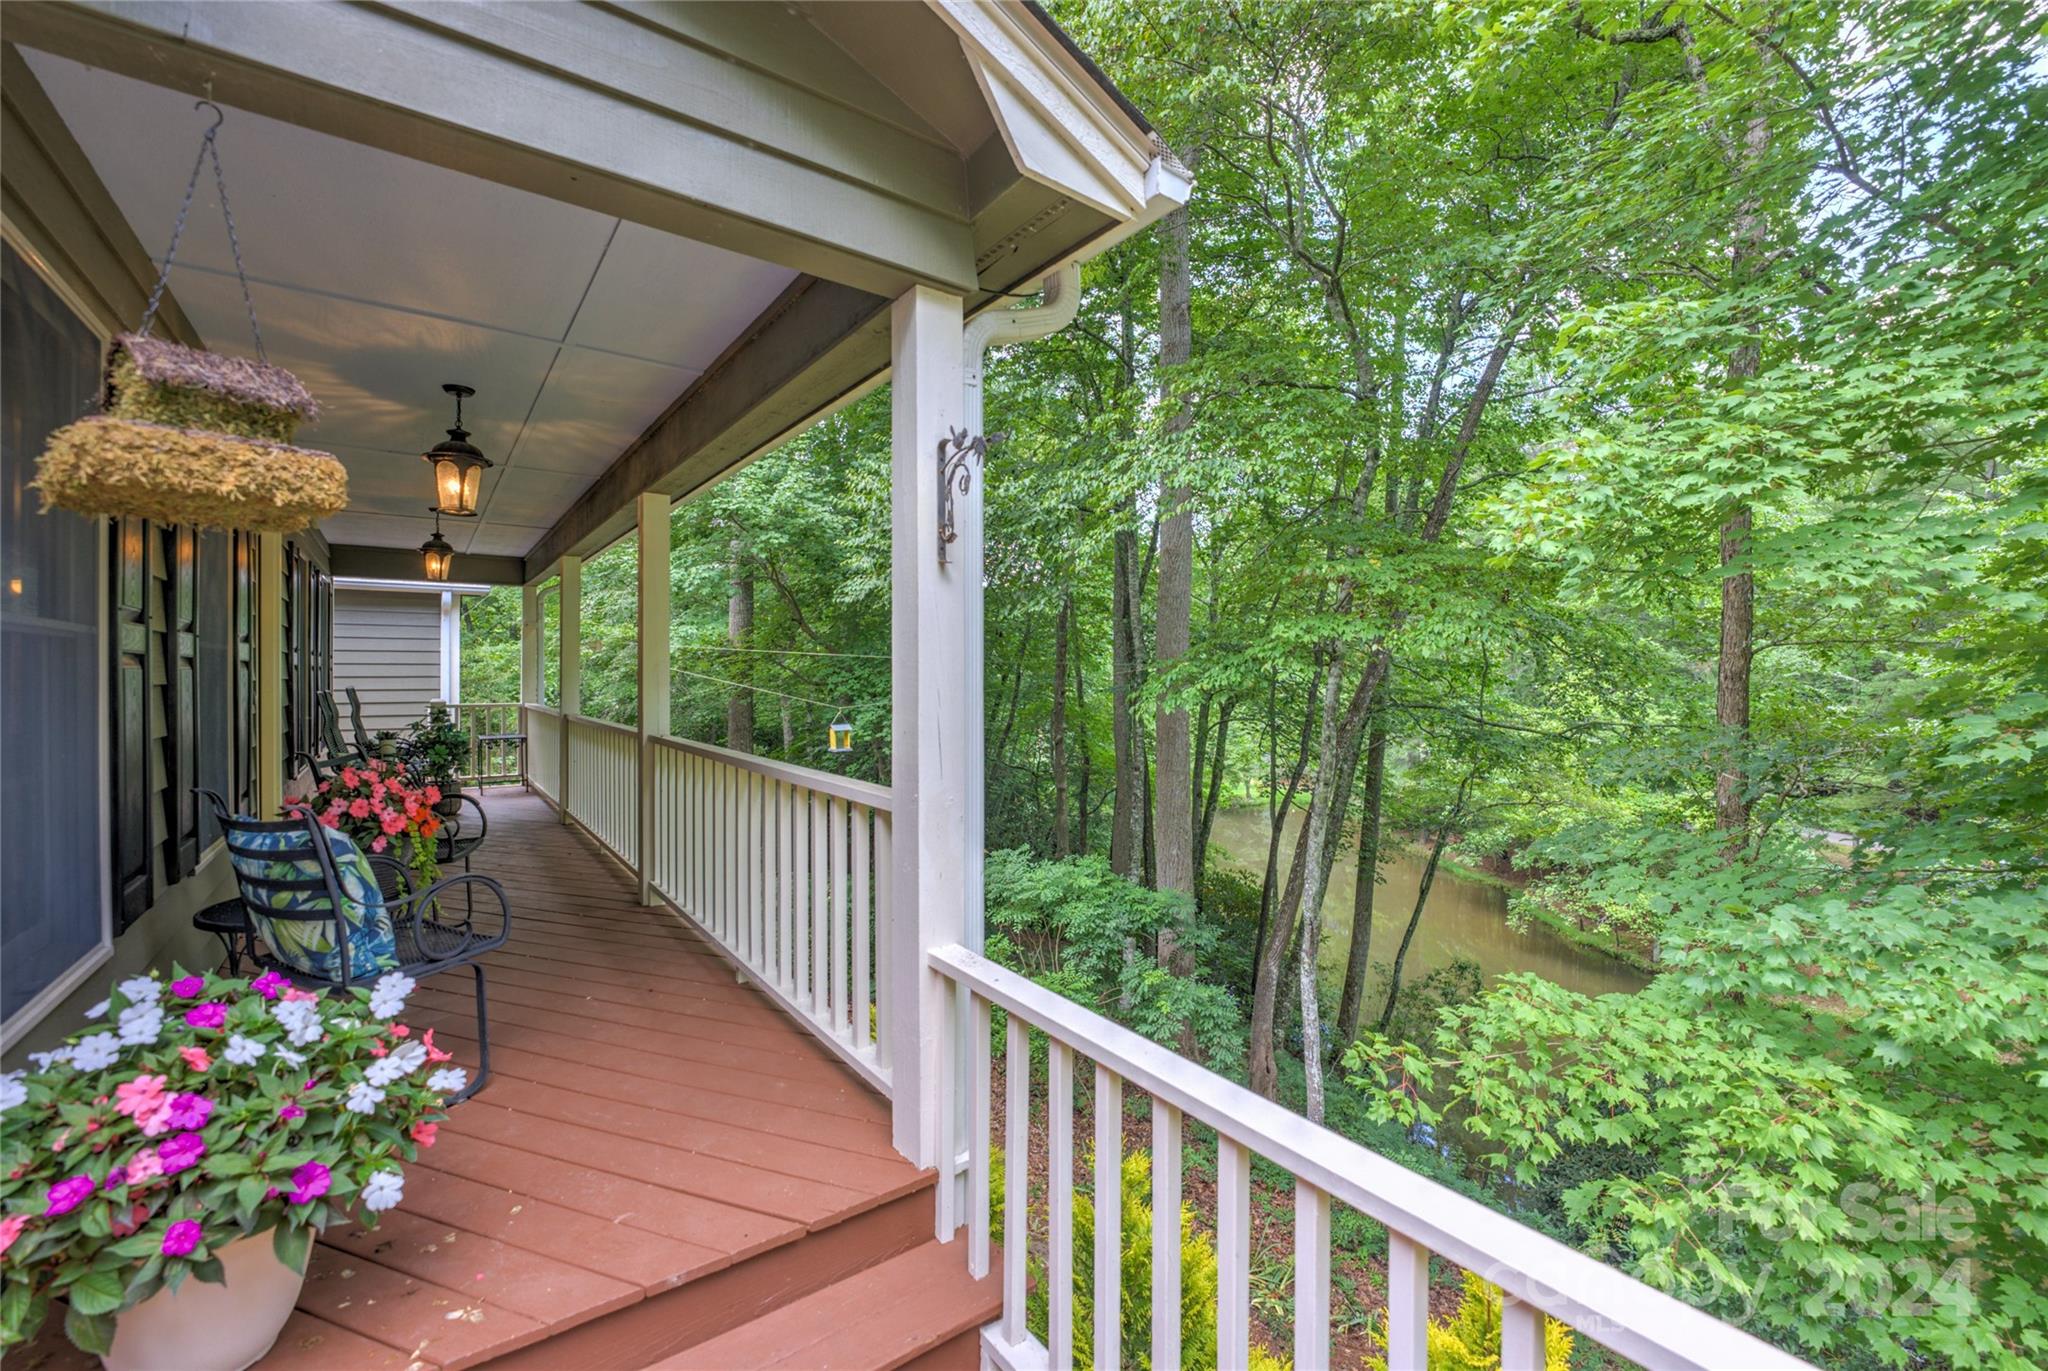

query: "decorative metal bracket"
(936, 427), (989, 566)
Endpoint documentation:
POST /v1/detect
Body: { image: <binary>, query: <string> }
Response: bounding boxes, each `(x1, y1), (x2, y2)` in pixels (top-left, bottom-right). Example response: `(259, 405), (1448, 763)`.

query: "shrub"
(1363, 1269), (1573, 1371)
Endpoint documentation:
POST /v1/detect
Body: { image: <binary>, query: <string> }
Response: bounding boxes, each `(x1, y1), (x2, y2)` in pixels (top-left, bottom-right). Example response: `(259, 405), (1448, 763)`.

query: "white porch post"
(557, 554), (581, 825)
(635, 491), (671, 904)
(887, 284), (966, 1170)
(519, 581), (542, 788)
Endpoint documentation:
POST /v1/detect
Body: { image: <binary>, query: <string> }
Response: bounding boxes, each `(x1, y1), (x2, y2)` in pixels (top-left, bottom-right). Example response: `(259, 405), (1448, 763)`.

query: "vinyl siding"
(334, 589), (443, 736)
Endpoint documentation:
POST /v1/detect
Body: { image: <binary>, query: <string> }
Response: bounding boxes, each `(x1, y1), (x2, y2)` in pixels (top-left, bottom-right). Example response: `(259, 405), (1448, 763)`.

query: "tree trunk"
(726, 538), (754, 753)
(1051, 594), (1072, 858)
(1110, 524), (1143, 880)
(1715, 504), (1753, 836)
(1195, 700), (1232, 895)
(1335, 715), (1388, 1046)
(1253, 673), (1317, 993)
(780, 700), (794, 755)
(1154, 201), (1196, 915)
(1074, 646), (1091, 857)
(1377, 773), (1473, 1032)
(1290, 649), (1351, 1124)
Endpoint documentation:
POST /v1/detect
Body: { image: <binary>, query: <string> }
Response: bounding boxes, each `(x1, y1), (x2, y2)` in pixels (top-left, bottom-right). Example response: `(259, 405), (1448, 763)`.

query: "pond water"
(1209, 808), (1650, 1005)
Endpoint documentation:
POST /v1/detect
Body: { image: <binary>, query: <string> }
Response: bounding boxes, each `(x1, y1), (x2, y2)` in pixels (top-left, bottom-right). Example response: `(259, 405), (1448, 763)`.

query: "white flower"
(223, 1035), (267, 1067)
(84, 999), (110, 1020)
(71, 1033), (121, 1071)
(426, 1067), (469, 1095)
(273, 1046), (307, 1068)
(359, 1169), (405, 1213)
(28, 1047), (74, 1072)
(116, 976), (161, 1005)
(0, 1072), (26, 1113)
(344, 1081), (386, 1115)
(116, 1003), (164, 1047)
(272, 999), (323, 1047)
(366, 973), (416, 1020)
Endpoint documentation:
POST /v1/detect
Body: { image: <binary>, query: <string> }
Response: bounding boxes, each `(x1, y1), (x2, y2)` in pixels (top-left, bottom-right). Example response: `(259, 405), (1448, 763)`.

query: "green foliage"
(401, 703), (470, 793)
(1362, 1269), (1573, 1371)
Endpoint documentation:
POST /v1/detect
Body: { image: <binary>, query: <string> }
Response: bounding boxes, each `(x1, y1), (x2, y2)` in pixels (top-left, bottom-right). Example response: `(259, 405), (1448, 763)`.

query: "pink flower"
(277, 1102), (306, 1123)
(380, 810), (408, 836)
(371, 836), (389, 853)
(156, 1132), (206, 1176)
(105, 1166), (128, 1188)
(348, 797), (371, 820)
(161, 1219), (202, 1256)
(286, 1162), (330, 1205)
(170, 975), (206, 998)
(126, 1150), (164, 1184)
(251, 971), (287, 1000)
(423, 784), (442, 804)
(282, 987), (319, 1003)
(389, 1023), (411, 1038)
(115, 1075), (173, 1135)
(166, 1094), (211, 1130)
(409, 1121), (438, 1149)
(341, 767), (360, 788)
(366, 1040), (387, 1058)
(422, 1029), (453, 1064)
(43, 1175), (95, 1216)
(179, 1046), (212, 1073)
(0, 1215), (27, 1254)
(183, 1003), (227, 1030)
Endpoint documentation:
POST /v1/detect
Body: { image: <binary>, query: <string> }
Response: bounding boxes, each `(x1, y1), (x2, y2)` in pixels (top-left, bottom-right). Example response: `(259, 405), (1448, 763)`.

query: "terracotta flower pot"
(101, 1231), (306, 1371)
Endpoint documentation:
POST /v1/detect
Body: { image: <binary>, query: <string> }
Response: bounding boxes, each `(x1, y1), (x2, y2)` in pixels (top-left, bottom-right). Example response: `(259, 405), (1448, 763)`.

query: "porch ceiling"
(23, 50), (799, 561)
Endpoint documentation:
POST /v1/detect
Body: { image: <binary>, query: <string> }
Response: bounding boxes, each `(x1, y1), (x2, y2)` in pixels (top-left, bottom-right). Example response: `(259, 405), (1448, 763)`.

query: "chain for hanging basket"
(35, 101), (348, 533)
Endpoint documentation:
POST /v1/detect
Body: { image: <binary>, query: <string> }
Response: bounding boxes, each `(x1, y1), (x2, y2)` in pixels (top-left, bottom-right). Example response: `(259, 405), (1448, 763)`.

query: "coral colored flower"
(166, 1094), (212, 1130)
(179, 1046), (212, 1073)
(0, 1214), (27, 1254)
(287, 1162), (330, 1205)
(424, 784), (442, 804)
(348, 797), (371, 820)
(282, 987), (319, 1003)
(389, 1023), (411, 1038)
(156, 1132), (206, 1175)
(251, 971), (287, 1001)
(184, 1003), (227, 1030)
(409, 1121), (438, 1148)
(371, 836), (389, 853)
(43, 1175), (95, 1216)
(170, 976), (206, 998)
(380, 810), (408, 836)
(341, 767), (359, 788)
(367, 1040), (387, 1057)
(422, 1029), (453, 1064)
(126, 1150), (163, 1184)
(277, 1101), (306, 1123)
(161, 1219), (202, 1256)
(115, 1074), (168, 1124)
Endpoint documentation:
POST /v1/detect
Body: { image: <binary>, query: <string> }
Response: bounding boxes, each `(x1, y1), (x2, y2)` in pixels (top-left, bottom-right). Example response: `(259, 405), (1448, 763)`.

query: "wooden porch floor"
(22, 790), (936, 1371)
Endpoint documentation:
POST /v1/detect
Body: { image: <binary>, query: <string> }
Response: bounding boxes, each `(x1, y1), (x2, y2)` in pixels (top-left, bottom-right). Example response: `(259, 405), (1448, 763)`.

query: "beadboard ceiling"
(25, 50), (798, 558)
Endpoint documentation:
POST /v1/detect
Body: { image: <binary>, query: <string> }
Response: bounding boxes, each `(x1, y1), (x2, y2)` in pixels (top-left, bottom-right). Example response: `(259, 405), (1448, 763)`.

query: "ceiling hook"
(193, 99), (225, 136)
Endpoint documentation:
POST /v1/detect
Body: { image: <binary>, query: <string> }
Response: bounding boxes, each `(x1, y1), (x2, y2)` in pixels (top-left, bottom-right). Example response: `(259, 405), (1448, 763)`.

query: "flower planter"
(433, 794), (463, 818)
(100, 1232), (304, 1371)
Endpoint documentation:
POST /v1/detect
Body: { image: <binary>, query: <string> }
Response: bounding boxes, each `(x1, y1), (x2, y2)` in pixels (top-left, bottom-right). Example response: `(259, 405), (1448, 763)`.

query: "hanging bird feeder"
(827, 716), (855, 753)
(34, 102), (347, 533)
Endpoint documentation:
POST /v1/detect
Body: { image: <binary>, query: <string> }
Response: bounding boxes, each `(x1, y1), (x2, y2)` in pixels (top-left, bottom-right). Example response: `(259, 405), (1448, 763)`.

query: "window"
(1, 240), (108, 1030)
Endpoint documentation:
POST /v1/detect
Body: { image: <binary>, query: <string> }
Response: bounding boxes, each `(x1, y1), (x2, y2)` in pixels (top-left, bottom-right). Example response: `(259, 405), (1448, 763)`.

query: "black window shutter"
(109, 517), (151, 929)
(166, 523), (200, 880)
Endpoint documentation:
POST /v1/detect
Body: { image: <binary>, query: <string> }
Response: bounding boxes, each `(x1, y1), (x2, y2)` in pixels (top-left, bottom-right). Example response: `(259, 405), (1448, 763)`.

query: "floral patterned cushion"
(228, 824), (399, 981)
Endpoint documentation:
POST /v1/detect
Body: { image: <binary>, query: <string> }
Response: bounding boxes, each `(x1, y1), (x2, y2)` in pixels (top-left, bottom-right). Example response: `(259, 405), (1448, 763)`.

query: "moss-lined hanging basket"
(37, 334), (347, 532)
(33, 103), (349, 534)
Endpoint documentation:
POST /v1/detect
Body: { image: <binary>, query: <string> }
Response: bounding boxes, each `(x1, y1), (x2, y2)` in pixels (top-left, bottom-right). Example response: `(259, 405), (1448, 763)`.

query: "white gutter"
(962, 263), (1083, 949)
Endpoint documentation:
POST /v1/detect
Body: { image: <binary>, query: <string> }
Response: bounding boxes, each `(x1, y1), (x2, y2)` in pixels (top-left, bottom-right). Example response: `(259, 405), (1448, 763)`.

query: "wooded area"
(461, 2), (2046, 1363)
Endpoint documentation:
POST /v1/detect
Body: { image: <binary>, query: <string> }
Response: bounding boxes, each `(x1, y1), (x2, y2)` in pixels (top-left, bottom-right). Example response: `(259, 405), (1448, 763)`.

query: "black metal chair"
(318, 691), (367, 769)
(197, 788), (510, 1103)
(343, 686), (377, 758)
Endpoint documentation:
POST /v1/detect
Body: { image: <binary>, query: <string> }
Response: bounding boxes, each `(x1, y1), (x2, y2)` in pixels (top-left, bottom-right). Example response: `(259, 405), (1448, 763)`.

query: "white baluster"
(1218, 1138), (1249, 1370)
(1386, 1231), (1429, 1371)
(811, 789), (829, 1021)
(1152, 1099), (1182, 1371)
(970, 992), (991, 1276)
(1048, 1039), (1074, 1371)
(1295, 1180), (1330, 1370)
(1501, 1292), (1543, 1371)
(853, 804), (872, 1053)
(1003, 1011), (1028, 1343)
(1094, 1064), (1122, 1371)
(873, 813), (892, 1073)
(830, 795), (848, 1037)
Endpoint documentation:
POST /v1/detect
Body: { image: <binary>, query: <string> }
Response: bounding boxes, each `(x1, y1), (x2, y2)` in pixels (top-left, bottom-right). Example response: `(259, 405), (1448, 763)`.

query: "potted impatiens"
(402, 705), (471, 817)
(310, 758), (443, 890)
(0, 966), (466, 1370)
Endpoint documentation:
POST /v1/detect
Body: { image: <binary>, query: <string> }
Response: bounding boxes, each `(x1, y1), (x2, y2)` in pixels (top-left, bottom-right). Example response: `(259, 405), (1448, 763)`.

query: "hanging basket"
(32, 102), (348, 533)
(36, 335), (347, 532)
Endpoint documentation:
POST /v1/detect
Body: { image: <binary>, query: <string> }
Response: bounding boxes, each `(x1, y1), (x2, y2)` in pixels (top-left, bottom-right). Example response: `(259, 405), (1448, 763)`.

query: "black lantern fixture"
(422, 383), (490, 516)
(420, 508), (455, 582)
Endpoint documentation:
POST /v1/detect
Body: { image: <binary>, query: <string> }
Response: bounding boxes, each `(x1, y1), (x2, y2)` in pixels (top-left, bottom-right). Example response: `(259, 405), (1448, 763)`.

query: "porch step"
(651, 1238), (1000, 1371)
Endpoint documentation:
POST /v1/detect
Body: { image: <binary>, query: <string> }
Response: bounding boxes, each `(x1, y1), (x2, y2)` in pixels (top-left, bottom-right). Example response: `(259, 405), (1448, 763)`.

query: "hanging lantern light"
(422, 383), (490, 516)
(420, 508), (455, 582)
(827, 716), (854, 753)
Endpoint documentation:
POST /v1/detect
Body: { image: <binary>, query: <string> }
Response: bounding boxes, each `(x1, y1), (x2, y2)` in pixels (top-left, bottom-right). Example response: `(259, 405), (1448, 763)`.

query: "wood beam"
(328, 544), (524, 586)
(0, 1), (979, 297)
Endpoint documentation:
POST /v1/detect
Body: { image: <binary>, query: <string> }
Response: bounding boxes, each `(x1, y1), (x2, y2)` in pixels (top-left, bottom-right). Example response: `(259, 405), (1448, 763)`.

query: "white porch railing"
(449, 701), (523, 785)
(647, 736), (893, 1091)
(564, 713), (638, 868)
(525, 705), (560, 800)
(930, 944), (1815, 1371)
